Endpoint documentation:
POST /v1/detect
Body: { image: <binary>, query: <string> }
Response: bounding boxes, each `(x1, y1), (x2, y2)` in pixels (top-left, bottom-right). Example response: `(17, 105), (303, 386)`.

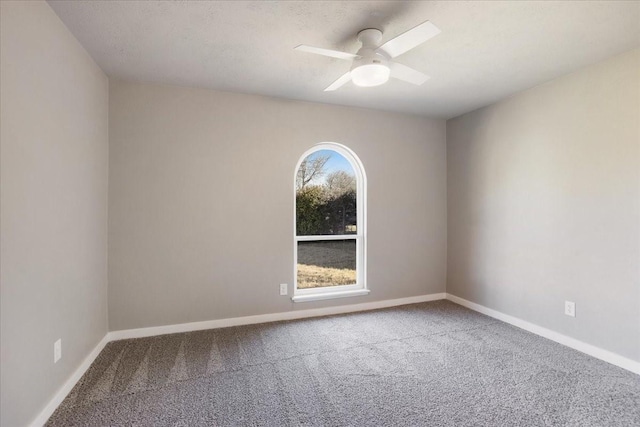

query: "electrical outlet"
(54, 339), (62, 363)
(564, 301), (576, 317)
(279, 283), (288, 296)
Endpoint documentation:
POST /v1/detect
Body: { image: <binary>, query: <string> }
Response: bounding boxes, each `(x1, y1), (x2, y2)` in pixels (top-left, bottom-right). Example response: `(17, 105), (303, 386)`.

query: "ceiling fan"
(295, 20), (441, 91)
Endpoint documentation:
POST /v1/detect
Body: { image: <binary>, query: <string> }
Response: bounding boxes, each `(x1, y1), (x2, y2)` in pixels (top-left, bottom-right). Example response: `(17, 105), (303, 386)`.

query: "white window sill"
(291, 289), (370, 303)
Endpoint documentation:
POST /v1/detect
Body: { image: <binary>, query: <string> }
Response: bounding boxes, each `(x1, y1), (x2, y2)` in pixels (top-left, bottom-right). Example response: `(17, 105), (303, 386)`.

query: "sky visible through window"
(306, 149), (354, 184)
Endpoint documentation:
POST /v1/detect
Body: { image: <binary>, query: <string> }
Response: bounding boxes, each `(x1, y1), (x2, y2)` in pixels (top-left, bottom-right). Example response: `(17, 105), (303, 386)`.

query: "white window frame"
(292, 142), (369, 303)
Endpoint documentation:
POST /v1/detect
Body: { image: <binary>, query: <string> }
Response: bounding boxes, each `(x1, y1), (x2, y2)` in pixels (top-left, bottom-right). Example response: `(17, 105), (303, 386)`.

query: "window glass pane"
(297, 240), (356, 289)
(296, 149), (357, 236)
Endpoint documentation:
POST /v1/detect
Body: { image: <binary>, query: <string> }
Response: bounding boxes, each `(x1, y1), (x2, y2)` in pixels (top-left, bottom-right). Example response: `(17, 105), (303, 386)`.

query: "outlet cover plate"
(279, 284), (288, 296)
(565, 301), (576, 317)
(54, 339), (62, 363)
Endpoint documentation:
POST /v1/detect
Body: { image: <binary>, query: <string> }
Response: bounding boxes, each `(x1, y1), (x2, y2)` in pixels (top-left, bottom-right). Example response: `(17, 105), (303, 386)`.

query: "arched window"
(292, 143), (368, 302)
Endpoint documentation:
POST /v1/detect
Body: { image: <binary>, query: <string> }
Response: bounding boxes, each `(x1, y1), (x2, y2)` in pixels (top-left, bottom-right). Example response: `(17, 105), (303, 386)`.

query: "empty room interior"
(1, 1), (639, 426)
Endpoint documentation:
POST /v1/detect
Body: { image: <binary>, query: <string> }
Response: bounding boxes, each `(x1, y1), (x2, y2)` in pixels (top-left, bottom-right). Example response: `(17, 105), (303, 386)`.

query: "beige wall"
(108, 80), (447, 331)
(447, 49), (640, 361)
(0, 2), (109, 426)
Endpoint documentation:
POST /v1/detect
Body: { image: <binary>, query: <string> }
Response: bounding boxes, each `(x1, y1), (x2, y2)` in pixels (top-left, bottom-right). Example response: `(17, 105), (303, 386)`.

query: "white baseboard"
(30, 334), (111, 427)
(109, 293), (447, 341)
(446, 293), (640, 375)
(36, 291), (636, 427)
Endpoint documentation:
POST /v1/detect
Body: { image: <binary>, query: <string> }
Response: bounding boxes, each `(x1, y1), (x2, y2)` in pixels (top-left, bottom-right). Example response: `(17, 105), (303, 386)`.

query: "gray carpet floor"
(47, 300), (640, 426)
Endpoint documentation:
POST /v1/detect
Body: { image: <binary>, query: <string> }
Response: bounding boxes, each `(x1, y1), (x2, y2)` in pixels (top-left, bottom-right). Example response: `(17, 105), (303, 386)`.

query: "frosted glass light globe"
(351, 64), (390, 87)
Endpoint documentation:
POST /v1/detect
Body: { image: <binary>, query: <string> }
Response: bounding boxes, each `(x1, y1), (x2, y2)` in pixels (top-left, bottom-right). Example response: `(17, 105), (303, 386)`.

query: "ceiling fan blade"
(377, 21), (441, 59)
(294, 45), (359, 60)
(324, 72), (352, 91)
(390, 62), (430, 86)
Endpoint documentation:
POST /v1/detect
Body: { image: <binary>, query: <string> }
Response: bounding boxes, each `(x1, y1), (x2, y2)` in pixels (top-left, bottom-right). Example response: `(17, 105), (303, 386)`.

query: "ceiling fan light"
(351, 63), (390, 87)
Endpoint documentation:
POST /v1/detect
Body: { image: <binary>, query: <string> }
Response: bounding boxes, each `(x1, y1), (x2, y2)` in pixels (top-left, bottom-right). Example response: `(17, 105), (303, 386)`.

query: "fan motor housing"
(350, 51), (389, 72)
(353, 28), (390, 71)
(351, 29), (390, 87)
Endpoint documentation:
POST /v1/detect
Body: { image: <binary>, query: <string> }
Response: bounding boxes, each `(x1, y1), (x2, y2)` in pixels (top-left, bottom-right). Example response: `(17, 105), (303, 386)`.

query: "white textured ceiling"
(48, 1), (640, 119)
